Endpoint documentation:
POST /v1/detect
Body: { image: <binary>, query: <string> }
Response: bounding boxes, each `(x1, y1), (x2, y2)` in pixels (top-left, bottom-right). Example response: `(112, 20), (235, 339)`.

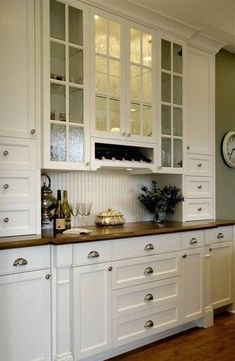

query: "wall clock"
(222, 131), (235, 168)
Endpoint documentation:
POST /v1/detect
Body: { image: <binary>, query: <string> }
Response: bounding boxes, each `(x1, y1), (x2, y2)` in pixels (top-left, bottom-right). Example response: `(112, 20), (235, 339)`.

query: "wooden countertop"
(1, 219), (235, 250)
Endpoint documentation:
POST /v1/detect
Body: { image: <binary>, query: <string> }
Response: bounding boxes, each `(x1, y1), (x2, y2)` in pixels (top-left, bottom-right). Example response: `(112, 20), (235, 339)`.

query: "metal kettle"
(41, 172), (57, 229)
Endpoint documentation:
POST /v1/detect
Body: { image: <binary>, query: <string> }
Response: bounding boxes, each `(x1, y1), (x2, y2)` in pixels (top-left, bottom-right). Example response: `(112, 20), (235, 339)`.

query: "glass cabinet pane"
(50, 42), (65, 81)
(173, 43), (182, 74)
(69, 126), (84, 162)
(69, 87), (83, 124)
(109, 99), (120, 132)
(69, 47), (83, 84)
(143, 33), (152, 67)
(162, 138), (171, 167)
(130, 29), (141, 63)
(109, 21), (120, 58)
(131, 65), (141, 100)
(50, 123), (66, 161)
(143, 105), (152, 137)
(162, 105), (171, 135)
(95, 16), (107, 54)
(130, 103), (141, 136)
(50, 84), (66, 121)
(69, 6), (83, 45)
(96, 96), (107, 131)
(173, 107), (182, 136)
(50, 0), (65, 40)
(173, 75), (182, 105)
(173, 139), (182, 168)
(143, 69), (152, 103)
(109, 59), (120, 97)
(162, 72), (171, 103)
(161, 39), (171, 70)
(96, 56), (107, 94)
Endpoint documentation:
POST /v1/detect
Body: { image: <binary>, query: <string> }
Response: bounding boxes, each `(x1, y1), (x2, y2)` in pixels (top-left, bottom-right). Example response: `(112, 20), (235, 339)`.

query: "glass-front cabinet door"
(160, 37), (184, 171)
(43, 0), (89, 169)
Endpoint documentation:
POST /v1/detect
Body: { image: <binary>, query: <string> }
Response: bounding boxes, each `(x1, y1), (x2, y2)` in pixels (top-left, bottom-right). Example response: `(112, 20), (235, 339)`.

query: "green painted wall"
(216, 49), (235, 218)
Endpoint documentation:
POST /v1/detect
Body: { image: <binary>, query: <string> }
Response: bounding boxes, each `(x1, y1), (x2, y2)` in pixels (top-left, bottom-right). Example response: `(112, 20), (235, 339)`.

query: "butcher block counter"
(1, 219), (235, 249)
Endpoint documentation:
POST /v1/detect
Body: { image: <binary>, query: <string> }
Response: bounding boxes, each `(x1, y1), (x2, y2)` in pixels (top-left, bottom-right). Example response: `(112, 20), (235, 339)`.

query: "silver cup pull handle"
(144, 267), (153, 275)
(217, 232), (224, 239)
(3, 150), (9, 156)
(144, 243), (154, 251)
(13, 258), (28, 266)
(189, 238), (198, 245)
(88, 250), (100, 259)
(144, 293), (154, 301)
(144, 320), (154, 328)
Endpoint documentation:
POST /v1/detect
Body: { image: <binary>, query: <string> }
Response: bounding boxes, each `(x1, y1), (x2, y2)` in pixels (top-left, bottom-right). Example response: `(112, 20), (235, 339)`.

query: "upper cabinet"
(159, 37), (185, 172)
(42, 0), (90, 170)
(0, 0), (36, 139)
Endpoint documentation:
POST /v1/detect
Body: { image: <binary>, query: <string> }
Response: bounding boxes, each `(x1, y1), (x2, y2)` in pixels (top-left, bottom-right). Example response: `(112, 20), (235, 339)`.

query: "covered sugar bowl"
(95, 208), (125, 226)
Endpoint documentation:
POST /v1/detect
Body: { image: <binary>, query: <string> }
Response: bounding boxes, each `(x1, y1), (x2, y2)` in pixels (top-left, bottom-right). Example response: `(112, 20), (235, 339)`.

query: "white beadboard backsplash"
(48, 169), (155, 226)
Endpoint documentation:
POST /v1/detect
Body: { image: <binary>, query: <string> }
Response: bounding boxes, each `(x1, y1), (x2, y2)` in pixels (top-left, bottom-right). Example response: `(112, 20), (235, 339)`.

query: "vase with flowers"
(138, 180), (184, 223)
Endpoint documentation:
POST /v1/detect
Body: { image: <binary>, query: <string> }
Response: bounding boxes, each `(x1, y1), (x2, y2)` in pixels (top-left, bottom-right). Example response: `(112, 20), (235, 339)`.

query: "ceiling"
(128, 0), (235, 53)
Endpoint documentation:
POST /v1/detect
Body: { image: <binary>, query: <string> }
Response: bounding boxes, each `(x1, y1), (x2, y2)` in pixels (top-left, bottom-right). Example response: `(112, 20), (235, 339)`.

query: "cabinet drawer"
(205, 226), (233, 245)
(0, 170), (36, 203)
(185, 199), (213, 221)
(112, 233), (181, 260)
(187, 155), (212, 176)
(0, 245), (50, 275)
(0, 137), (35, 169)
(73, 240), (112, 266)
(113, 277), (180, 318)
(0, 203), (36, 237)
(113, 303), (180, 346)
(185, 176), (213, 198)
(112, 252), (181, 289)
(181, 230), (204, 249)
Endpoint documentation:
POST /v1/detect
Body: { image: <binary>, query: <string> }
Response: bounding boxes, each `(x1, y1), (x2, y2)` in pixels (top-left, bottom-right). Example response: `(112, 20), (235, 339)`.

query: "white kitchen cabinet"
(42, 0), (90, 170)
(73, 262), (112, 360)
(0, 0), (36, 139)
(0, 246), (51, 361)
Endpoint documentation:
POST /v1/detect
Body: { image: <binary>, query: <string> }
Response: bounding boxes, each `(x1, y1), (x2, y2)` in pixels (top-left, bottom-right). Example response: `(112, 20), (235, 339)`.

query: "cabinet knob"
(197, 163), (202, 167)
(182, 254), (187, 258)
(31, 129), (36, 135)
(45, 274), (51, 279)
(13, 257), (28, 266)
(126, 132), (131, 137)
(107, 266), (113, 272)
(88, 250), (99, 259)
(197, 185), (202, 189)
(144, 266), (154, 275)
(187, 145), (190, 150)
(3, 184), (9, 189)
(144, 243), (154, 251)
(3, 150), (9, 156)
(217, 232), (224, 239)
(144, 320), (154, 328)
(144, 293), (154, 302)
(122, 132), (126, 137)
(3, 217), (9, 223)
(209, 247), (212, 252)
(189, 238), (198, 245)
(197, 207), (202, 211)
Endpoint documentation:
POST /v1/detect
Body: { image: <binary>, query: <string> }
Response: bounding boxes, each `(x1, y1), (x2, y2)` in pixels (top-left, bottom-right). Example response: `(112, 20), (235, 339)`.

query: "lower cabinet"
(0, 269), (51, 361)
(73, 262), (112, 360)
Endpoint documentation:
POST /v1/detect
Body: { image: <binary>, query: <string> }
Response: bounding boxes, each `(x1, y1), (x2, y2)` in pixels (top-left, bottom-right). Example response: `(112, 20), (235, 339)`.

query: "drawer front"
(113, 277), (180, 318)
(187, 155), (212, 176)
(0, 137), (35, 169)
(0, 245), (50, 275)
(181, 230), (204, 249)
(112, 252), (181, 289)
(73, 240), (112, 266)
(0, 170), (36, 203)
(205, 226), (233, 245)
(0, 203), (36, 237)
(185, 176), (213, 198)
(112, 233), (181, 260)
(113, 303), (180, 346)
(185, 199), (213, 221)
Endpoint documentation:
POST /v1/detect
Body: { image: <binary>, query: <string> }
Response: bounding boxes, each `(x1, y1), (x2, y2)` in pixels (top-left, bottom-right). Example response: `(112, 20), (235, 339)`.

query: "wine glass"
(70, 203), (79, 228)
(78, 202), (92, 227)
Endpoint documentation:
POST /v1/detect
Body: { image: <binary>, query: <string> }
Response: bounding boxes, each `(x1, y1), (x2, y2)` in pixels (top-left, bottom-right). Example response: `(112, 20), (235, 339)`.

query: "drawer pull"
(198, 207), (202, 211)
(3, 217), (9, 223)
(189, 238), (198, 245)
(144, 320), (154, 328)
(197, 163), (202, 167)
(144, 243), (154, 251)
(144, 293), (154, 302)
(88, 250), (99, 259)
(45, 274), (51, 279)
(182, 254), (187, 258)
(3, 184), (9, 189)
(144, 267), (153, 275)
(217, 232), (224, 239)
(31, 129), (36, 134)
(3, 150), (9, 156)
(209, 248), (212, 252)
(197, 185), (202, 189)
(13, 258), (28, 266)
(108, 266), (113, 272)
(187, 145), (190, 150)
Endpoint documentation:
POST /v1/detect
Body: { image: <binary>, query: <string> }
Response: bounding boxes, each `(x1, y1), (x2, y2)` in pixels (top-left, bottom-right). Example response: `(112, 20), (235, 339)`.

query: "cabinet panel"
(185, 199), (213, 221)
(0, 170), (36, 203)
(205, 226), (232, 245)
(0, 0), (35, 138)
(181, 230), (204, 249)
(0, 137), (35, 170)
(185, 176), (213, 198)
(73, 240), (112, 266)
(0, 270), (51, 361)
(186, 154), (213, 176)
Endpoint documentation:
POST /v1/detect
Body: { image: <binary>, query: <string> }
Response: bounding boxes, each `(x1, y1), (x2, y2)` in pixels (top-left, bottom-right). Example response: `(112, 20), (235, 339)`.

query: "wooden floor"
(109, 312), (235, 361)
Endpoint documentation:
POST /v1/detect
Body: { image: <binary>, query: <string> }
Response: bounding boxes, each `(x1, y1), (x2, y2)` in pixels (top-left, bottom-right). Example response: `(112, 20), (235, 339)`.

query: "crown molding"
(188, 33), (227, 54)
